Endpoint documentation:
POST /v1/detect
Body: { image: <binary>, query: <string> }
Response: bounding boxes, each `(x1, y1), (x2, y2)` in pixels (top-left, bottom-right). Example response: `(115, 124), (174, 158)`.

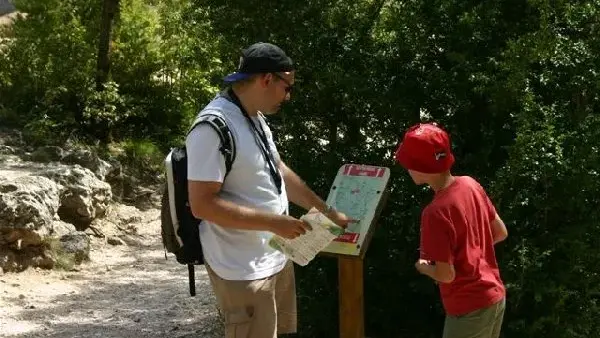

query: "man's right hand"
(270, 216), (312, 239)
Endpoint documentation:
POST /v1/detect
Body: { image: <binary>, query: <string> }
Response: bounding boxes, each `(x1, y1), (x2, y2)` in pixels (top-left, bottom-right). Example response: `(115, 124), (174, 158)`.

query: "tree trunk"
(96, 0), (120, 91)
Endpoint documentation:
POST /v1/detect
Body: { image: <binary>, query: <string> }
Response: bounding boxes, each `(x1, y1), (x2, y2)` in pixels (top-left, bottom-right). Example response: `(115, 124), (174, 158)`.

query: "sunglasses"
(272, 73), (293, 93)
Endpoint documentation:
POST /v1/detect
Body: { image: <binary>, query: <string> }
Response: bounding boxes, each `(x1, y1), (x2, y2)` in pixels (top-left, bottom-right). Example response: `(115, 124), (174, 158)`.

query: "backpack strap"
(188, 113), (236, 175)
(182, 114), (235, 297)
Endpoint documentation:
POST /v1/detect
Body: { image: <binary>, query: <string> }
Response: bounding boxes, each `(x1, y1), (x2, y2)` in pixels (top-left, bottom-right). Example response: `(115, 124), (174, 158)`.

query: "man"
(186, 42), (353, 338)
(395, 123), (508, 338)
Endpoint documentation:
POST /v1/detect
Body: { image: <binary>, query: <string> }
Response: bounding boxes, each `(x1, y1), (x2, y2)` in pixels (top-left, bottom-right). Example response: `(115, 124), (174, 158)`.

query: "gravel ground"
(0, 209), (224, 338)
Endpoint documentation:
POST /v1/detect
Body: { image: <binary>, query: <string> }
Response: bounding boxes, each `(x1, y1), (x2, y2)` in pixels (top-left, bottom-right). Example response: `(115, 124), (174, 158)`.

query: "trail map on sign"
(321, 164), (390, 256)
(334, 176), (380, 233)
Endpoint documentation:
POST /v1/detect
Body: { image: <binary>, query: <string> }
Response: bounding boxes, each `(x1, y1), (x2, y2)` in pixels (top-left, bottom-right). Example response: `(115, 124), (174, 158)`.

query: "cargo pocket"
(225, 309), (252, 338)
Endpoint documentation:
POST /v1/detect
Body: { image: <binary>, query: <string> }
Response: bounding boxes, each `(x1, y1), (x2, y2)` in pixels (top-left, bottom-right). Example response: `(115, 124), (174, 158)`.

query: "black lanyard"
(221, 89), (283, 195)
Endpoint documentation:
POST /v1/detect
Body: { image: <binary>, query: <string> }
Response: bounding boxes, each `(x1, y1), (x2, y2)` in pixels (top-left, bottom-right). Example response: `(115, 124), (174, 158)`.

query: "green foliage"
(0, 0), (221, 148)
(117, 138), (164, 180)
(1, 0), (600, 336)
(0, 0), (96, 132)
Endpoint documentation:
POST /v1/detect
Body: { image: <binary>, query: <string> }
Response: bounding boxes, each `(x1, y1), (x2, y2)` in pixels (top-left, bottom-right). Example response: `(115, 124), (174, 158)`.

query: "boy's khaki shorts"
(443, 298), (506, 338)
(205, 260), (297, 338)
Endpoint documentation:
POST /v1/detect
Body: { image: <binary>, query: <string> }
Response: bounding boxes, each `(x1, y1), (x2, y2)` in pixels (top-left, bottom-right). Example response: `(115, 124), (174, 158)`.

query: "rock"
(105, 171), (132, 203)
(0, 228), (41, 251)
(40, 166), (112, 229)
(0, 145), (16, 155)
(120, 234), (144, 247)
(109, 173), (159, 211)
(131, 186), (158, 211)
(50, 220), (77, 238)
(61, 148), (112, 181)
(29, 146), (65, 163)
(112, 204), (142, 225)
(107, 236), (124, 246)
(0, 128), (23, 147)
(59, 232), (90, 264)
(0, 243), (54, 272)
(0, 176), (61, 238)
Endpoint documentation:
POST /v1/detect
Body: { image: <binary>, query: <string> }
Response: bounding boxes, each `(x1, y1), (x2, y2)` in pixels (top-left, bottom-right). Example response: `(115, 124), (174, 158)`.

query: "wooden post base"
(338, 256), (364, 338)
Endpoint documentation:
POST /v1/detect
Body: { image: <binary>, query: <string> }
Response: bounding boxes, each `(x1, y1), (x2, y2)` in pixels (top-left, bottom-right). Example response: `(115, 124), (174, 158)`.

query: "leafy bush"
(0, 0), (222, 149)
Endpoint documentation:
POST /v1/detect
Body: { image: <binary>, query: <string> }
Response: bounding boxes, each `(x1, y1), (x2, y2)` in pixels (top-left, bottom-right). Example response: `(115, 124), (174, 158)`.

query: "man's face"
(261, 71), (294, 115)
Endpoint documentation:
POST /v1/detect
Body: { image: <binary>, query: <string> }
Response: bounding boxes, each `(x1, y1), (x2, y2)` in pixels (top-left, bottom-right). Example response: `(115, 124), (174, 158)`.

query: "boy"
(394, 123), (508, 338)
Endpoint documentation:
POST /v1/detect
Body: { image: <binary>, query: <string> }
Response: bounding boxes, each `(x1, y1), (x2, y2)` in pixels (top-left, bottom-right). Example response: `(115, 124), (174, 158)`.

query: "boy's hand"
(415, 259), (432, 274)
(415, 259), (455, 284)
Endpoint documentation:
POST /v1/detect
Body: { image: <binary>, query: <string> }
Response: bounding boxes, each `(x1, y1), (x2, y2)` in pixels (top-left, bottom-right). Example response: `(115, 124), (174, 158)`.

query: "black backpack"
(160, 112), (236, 296)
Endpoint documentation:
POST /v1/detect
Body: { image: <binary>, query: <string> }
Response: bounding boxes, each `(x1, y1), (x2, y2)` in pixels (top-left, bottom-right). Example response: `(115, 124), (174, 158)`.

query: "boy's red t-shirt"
(419, 176), (505, 316)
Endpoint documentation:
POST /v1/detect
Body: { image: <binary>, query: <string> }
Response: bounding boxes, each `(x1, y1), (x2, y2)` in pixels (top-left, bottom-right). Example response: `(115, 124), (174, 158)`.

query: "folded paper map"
(269, 207), (345, 266)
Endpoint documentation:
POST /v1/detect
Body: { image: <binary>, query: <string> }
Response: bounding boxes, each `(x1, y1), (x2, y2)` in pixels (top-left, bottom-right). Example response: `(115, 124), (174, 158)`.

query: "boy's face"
(408, 169), (428, 185)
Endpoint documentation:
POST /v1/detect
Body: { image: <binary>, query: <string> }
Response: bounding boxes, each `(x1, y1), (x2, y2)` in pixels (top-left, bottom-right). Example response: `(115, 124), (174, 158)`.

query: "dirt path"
(0, 209), (223, 338)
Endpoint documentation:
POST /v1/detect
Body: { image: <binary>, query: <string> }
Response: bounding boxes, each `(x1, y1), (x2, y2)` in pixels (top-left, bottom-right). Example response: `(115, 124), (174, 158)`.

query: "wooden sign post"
(320, 164), (390, 338)
(338, 256), (365, 338)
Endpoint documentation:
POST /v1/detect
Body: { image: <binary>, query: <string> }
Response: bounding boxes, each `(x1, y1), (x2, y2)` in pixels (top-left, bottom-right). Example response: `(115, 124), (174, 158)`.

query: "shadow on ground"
(3, 241), (224, 338)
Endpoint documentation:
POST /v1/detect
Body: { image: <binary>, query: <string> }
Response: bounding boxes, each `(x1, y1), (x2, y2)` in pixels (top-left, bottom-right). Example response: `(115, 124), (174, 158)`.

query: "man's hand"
(326, 209), (357, 229)
(270, 216), (312, 239)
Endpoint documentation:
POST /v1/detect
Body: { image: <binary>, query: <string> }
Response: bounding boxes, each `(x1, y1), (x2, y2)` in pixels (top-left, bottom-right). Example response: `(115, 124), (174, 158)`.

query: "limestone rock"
(59, 232), (90, 264)
(40, 166), (112, 229)
(0, 176), (61, 236)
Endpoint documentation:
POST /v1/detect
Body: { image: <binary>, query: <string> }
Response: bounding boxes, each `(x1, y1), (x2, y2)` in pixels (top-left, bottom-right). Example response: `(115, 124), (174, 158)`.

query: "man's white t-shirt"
(186, 95), (288, 281)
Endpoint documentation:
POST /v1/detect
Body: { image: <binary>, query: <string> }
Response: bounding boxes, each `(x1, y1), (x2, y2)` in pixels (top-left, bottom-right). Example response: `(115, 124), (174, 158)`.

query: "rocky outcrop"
(21, 143), (154, 207)
(61, 148), (113, 181)
(0, 129), (161, 273)
(0, 174), (95, 272)
(0, 176), (61, 236)
(41, 166), (112, 229)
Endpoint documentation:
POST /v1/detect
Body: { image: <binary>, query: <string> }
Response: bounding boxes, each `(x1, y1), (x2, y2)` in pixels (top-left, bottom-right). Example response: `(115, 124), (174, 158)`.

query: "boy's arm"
(491, 214), (508, 244)
(416, 260), (455, 283)
(477, 181), (508, 245)
(417, 210), (456, 283)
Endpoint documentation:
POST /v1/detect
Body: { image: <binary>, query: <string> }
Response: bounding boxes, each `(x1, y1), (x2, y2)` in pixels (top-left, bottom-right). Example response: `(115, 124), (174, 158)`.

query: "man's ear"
(259, 73), (272, 88)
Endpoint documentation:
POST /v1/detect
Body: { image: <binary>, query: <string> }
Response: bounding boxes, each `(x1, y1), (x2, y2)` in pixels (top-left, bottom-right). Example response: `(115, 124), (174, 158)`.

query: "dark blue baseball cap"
(223, 42), (294, 83)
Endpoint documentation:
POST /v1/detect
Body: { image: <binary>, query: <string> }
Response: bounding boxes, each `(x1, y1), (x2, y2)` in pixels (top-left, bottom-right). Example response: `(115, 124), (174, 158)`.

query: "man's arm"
(189, 181), (284, 231)
(188, 181), (309, 239)
(491, 214), (508, 244)
(279, 161), (356, 228)
(185, 124), (309, 239)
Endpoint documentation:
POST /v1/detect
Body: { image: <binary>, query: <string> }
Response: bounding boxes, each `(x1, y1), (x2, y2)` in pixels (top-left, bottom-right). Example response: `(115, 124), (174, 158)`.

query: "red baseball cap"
(394, 123), (455, 174)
